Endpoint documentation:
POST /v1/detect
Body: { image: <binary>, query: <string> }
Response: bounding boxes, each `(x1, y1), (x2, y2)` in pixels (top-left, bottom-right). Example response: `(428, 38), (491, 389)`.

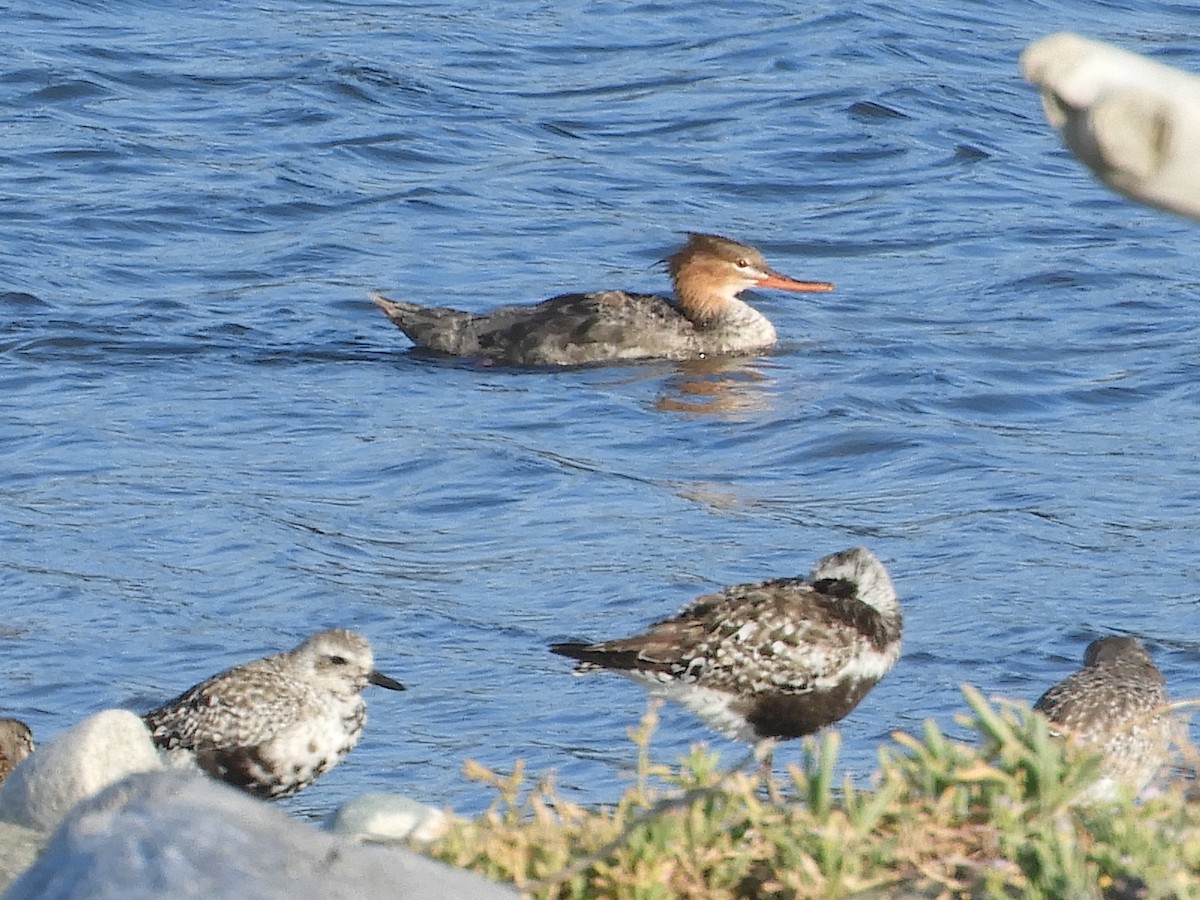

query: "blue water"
(2, 0), (1199, 817)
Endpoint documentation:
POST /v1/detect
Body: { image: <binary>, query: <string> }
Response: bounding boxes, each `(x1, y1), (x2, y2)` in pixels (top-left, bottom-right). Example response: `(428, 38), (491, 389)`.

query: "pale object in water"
(1022, 32), (1200, 222)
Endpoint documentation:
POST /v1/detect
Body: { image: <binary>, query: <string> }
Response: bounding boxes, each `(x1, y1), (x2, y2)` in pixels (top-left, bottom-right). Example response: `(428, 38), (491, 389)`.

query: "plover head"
(284, 629), (405, 696)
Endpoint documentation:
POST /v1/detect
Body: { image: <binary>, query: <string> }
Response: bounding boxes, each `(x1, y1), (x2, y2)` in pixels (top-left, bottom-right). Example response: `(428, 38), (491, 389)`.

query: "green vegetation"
(428, 688), (1199, 899)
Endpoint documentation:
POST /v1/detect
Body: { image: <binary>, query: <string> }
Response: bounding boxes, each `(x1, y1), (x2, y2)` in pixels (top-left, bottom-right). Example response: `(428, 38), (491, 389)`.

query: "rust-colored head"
(666, 233), (832, 321)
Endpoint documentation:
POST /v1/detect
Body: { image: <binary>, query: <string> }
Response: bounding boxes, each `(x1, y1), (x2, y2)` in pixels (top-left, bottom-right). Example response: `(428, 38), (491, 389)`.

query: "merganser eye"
(735, 258), (750, 268)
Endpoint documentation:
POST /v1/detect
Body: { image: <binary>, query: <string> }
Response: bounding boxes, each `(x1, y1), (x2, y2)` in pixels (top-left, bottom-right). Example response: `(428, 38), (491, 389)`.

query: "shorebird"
(143, 629), (405, 799)
(551, 546), (902, 753)
(371, 232), (833, 365)
(0, 719), (33, 783)
(1034, 635), (1171, 801)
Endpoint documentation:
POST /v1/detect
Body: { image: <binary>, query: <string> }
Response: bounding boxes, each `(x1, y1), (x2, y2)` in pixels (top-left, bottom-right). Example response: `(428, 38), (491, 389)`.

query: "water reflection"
(654, 357), (774, 417)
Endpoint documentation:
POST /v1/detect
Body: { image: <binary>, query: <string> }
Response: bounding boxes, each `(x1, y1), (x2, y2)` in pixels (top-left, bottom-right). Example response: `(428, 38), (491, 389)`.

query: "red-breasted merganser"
(371, 232), (833, 366)
(551, 547), (901, 749)
(1034, 636), (1171, 801)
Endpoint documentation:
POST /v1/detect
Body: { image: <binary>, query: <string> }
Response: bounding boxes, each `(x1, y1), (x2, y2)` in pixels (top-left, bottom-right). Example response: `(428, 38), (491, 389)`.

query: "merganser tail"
(371, 293), (485, 356)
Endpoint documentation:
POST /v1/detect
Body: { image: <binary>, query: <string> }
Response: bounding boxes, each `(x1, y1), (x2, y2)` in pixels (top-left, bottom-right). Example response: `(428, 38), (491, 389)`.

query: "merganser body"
(371, 232), (833, 366)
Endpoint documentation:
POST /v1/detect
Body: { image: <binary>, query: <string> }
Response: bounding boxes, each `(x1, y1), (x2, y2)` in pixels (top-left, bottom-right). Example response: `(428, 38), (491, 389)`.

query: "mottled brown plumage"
(552, 547), (901, 745)
(0, 719), (33, 783)
(1034, 636), (1171, 801)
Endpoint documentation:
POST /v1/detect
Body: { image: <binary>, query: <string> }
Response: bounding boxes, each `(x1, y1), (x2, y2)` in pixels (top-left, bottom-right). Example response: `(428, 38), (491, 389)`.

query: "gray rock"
(3, 771), (518, 900)
(0, 711), (162, 833)
(325, 793), (448, 844)
(0, 822), (45, 894)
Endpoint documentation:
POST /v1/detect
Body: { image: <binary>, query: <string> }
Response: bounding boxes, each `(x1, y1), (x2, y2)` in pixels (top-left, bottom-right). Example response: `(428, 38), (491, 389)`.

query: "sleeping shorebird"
(551, 546), (902, 756)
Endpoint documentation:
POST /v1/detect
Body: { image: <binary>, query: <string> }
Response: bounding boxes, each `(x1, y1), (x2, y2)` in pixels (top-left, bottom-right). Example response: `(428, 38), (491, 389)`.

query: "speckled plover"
(551, 546), (902, 752)
(144, 629), (405, 799)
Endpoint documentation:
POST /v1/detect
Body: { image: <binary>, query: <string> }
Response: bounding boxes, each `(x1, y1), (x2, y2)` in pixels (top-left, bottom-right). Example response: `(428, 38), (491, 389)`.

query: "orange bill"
(756, 271), (834, 292)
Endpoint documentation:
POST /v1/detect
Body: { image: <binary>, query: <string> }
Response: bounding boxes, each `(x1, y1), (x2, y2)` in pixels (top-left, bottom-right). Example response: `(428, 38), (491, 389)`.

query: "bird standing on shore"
(371, 232), (833, 366)
(551, 546), (902, 754)
(144, 629), (405, 799)
(1034, 635), (1171, 801)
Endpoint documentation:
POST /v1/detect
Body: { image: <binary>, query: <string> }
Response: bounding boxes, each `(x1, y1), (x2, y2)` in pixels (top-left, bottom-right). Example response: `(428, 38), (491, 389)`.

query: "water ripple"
(0, 0), (1198, 815)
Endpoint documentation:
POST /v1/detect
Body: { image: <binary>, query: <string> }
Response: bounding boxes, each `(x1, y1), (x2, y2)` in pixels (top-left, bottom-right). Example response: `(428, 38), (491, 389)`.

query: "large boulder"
(0, 711), (162, 833)
(3, 771), (518, 900)
(0, 823), (44, 894)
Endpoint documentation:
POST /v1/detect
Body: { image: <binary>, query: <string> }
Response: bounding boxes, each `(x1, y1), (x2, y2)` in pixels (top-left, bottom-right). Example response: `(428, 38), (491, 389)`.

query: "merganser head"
(666, 232), (833, 322)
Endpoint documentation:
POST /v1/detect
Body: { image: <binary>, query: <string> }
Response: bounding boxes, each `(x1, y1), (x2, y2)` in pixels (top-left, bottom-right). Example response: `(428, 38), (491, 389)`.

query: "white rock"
(3, 771), (518, 900)
(325, 793), (449, 844)
(0, 710), (162, 833)
(0, 822), (45, 894)
(1021, 32), (1200, 221)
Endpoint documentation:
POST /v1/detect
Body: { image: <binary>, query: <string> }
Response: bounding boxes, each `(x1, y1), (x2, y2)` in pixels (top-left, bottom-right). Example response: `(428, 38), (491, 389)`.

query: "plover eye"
(328, 655), (349, 666)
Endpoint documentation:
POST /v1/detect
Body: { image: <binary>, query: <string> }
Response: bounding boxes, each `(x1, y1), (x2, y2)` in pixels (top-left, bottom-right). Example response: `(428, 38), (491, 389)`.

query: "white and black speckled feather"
(1034, 636), (1171, 801)
(144, 629), (405, 799)
(552, 547), (902, 744)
